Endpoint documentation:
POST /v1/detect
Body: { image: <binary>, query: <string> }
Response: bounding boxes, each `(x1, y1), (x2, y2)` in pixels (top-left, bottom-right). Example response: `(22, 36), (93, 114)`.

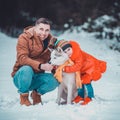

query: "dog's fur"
(50, 47), (78, 104)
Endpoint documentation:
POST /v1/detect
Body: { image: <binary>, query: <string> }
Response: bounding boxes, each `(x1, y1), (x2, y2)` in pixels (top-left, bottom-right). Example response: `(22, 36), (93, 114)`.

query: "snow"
(0, 29), (120, 120)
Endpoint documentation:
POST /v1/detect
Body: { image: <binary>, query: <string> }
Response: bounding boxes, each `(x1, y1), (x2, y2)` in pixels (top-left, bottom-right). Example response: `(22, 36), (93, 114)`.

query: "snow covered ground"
(0, 29), (120, 120)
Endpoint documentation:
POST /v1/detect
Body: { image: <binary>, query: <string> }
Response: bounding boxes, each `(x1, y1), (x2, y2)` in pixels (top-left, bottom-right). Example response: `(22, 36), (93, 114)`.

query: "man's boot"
(20, 93), (32, 106)
(31, 90), (42, 105)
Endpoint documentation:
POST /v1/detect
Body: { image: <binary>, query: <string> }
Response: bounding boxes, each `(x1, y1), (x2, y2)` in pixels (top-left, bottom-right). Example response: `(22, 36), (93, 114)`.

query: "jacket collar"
(23, 26), (34, 39)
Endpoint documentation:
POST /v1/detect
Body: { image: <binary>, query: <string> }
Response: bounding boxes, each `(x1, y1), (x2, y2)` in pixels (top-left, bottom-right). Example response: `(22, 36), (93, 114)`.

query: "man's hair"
(35, 18), (52, 26)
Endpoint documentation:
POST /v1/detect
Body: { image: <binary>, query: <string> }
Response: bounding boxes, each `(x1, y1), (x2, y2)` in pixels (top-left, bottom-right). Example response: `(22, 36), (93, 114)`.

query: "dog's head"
(49, 47), (69, 65)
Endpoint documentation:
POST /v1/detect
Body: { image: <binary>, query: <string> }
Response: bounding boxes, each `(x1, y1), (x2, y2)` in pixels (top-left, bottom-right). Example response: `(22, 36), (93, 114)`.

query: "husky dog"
(50, 47), (78, 104)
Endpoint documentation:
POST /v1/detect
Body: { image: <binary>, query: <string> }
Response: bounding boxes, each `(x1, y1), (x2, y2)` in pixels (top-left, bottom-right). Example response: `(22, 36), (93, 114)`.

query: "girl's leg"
(73, 85), (85, 103)
(78, 84), (85, 98)
(85, 83), (94, 98)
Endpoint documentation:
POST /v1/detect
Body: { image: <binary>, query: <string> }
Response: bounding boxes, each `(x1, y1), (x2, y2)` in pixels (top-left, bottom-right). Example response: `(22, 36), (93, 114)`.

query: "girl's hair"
(35, 18), (52, 26)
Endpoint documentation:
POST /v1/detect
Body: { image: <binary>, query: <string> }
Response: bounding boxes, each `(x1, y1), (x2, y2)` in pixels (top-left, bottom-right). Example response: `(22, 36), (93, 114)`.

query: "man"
(11, 18), (59, 106)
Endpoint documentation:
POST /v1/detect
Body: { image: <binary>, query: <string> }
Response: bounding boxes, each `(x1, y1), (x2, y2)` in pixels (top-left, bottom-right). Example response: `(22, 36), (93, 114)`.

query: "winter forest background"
(0, 0), (120, 52)
(0, 0), (120, 120)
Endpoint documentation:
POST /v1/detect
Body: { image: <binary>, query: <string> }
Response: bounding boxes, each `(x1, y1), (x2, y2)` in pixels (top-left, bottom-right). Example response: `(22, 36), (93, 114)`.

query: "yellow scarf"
(54, 59), (82, 88)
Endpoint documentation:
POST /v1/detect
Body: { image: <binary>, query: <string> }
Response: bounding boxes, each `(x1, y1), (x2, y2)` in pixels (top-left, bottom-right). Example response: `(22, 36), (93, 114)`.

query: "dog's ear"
(57, 47), (64, 53)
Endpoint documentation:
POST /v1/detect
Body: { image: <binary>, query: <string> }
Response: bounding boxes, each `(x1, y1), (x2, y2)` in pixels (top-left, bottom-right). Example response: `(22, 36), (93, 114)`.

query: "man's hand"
(40, 63), (54, 71)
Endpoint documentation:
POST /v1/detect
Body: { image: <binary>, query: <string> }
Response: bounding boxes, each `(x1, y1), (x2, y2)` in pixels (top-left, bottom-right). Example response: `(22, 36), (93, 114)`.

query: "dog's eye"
(55, 53), (61, 57)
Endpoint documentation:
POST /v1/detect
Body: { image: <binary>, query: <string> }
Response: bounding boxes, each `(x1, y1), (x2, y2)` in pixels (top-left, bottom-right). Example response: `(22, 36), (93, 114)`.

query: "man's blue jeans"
(13, 66), (59, 94)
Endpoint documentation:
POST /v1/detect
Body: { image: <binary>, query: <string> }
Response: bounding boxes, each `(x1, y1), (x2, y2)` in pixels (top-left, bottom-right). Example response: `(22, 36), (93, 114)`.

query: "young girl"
(54, 39), (107, 105)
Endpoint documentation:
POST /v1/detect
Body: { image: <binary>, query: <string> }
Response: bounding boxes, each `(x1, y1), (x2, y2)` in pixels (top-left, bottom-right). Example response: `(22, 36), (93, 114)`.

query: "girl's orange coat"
(64, 41), (107, 83)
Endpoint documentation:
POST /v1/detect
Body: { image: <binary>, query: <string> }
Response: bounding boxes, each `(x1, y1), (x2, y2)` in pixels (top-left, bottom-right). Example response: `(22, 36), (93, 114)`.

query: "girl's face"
(64, 47), (73, 57)
(34, 23), (50, 40)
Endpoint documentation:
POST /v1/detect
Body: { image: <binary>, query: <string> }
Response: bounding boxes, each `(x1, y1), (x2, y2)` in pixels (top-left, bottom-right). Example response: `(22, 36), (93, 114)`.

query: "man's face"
(34, 23), (50, 40)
